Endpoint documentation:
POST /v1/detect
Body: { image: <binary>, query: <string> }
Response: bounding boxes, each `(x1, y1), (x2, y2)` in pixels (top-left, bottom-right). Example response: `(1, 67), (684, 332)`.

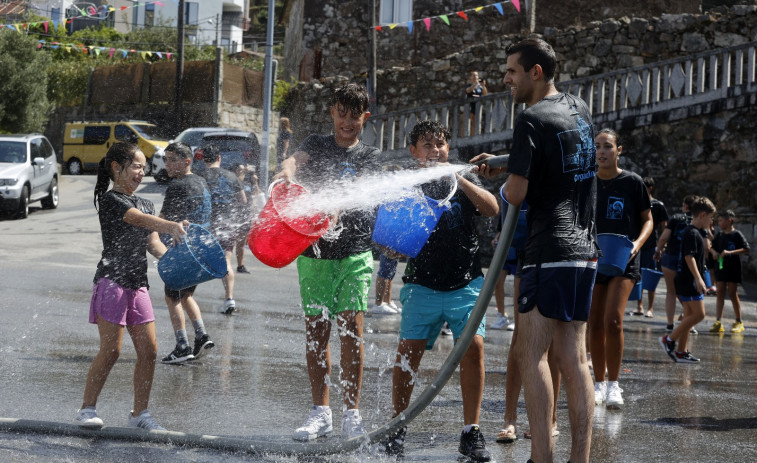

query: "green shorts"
(296, 251), (374, 318)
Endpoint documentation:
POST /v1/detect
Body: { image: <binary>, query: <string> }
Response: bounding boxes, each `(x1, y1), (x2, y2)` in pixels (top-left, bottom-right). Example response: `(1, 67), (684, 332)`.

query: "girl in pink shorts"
(75, 142), (188, 431)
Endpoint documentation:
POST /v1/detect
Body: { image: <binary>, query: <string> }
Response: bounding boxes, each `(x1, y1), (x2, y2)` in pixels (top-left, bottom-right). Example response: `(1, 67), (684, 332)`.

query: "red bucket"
(249, 182), (330, 268)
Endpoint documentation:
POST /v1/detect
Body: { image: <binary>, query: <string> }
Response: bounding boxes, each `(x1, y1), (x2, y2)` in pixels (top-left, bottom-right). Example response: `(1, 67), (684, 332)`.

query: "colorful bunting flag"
(375, 1), (521, 33)
(423, 17), (431, 31)
(457, 12), (468, 21)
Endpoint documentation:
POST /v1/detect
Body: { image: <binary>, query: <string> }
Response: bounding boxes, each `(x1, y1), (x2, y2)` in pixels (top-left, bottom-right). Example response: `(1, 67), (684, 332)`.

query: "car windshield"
(0, 141), (27, 164)
(131, 124), (164, 141)
(177, 130), (214, 147)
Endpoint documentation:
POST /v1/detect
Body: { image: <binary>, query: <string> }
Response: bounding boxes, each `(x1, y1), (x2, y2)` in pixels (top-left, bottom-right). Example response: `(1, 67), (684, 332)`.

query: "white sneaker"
(75, 407), (103, 429)
(594, 381), (607, 404)
(128, 409), (166, 431)
(606, 382), (624, 410)
(506, 322), (515, 331)
(371, 302), (398, 315)
(387, 301), (401, 313)
(293, 406), (333, 441)
(490, 313), (510, 329)
(221, 298), (236, 315)
(342, 409), (366, 439)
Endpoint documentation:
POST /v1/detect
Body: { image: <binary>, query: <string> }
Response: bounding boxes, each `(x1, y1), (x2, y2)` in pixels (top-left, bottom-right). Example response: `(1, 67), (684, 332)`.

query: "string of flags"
(36, 40), (174, 60)
(375, 0), (521, 33)
(0, 1), (174, 34)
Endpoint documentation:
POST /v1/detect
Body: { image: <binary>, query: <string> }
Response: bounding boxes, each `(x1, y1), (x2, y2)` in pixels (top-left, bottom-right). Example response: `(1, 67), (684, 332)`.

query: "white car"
(152, 127), (230, 183)
(0, 134), (60, 219)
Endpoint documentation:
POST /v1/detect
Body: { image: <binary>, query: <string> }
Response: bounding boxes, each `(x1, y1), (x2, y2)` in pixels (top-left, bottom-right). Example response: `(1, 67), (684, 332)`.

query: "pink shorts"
(89, 278), (155, 326)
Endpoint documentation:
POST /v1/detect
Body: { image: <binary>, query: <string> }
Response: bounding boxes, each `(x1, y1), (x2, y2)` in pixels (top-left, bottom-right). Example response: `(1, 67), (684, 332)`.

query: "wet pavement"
(1, 176), (756, 462)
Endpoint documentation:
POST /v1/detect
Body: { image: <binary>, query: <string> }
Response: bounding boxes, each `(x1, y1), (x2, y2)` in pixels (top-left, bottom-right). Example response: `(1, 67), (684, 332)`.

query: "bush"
(0, 31), (52, 132)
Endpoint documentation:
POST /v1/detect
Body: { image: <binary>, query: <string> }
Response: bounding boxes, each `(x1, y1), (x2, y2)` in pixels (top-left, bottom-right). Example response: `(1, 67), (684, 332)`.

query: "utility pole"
(175, 0), (185, 133)
(259, 0), (275, 192)
(368, 0), (377, 113)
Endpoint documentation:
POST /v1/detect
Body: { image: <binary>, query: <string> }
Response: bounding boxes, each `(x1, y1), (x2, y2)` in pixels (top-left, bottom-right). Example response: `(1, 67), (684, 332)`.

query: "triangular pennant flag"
(53, 20), (58, 29)
(37, 42), (42, 49)
(475, 7), (484, 12)
(375, 26), (382, 31)
(457, 11), (468, 21)
(120, 6), (128, 10)
(109, 7), (115, 12)
(389, 23), (397, 29)
(94, 48), (101, 56)
(7, 25), (15, 31)
(423, 17), (431, 31)
(407, 21), (413, 33)
(166, 52), (172, 60)
(121, 50), (128, 58)
(440, 15), (449, 25)
(512, 0), (521, 12)
(65, 46), (72, 53)
(155, 1), (164, 6)
(44, 21), (48, 33)
(109, 48), (115, 59)
(494, 3), (504, 15)
(156, 52), (163, 59)
(141, 52), (148, 59)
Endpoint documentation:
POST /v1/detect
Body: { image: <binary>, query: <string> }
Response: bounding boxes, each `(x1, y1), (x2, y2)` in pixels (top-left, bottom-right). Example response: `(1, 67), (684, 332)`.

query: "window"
(145, 3), (155, 28)
(185, 2), (198, 25)
(30, 139), (43, 160)
(115, 125), (137, 143)
(83, 126), (110, 145)
(380, 0), (413, 24)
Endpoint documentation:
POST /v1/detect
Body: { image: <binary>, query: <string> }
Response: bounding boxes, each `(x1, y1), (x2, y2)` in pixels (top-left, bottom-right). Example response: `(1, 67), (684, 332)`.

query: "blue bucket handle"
(427, 174), (458, 209)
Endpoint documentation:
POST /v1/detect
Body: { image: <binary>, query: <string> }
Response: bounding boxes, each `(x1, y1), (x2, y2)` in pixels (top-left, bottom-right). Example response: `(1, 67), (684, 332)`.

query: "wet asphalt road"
(0, 176), (756, 462)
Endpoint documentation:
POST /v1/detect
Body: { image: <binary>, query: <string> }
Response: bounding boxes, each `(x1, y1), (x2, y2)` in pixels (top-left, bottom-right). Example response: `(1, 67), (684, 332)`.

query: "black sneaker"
(381, 425), (406, 457)
(659, 335), (677, 362)
(458, 426), (491, 462)
(192, 334), (215, 359)
(162, 344), (194, 364)
(237, 265), (250, 274)
(674, 351), (700, 363)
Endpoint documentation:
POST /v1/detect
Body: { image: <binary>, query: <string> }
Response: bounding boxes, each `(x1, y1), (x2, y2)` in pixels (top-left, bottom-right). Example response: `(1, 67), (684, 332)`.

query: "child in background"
(233, 164), (266, 274)
(75, 142), (188, 430)
(709, 210), (750, 333)
(660, 197), (716, 363)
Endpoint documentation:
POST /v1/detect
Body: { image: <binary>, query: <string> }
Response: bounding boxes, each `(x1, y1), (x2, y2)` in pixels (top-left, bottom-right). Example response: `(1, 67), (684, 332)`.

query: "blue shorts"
(399, 277), (486, 351)
(679, 293), (704, 302)
(661, 253), (679, 271)
(518, 261), (597, 322)
(502, 259), (518, 275)
(378, 253), (398, 280)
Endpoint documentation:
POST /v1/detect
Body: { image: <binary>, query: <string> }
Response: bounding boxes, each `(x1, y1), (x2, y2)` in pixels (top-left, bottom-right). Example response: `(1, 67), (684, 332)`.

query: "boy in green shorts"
(274, 83), (381, 441)
(381, 120), (499, 461)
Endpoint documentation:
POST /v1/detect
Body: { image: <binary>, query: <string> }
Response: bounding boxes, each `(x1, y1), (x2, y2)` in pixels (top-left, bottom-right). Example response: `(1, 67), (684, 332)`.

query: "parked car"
(63, 120), (168, 176)
(152, 127), (230, 184)
(0, 134), (60, 219)
(191, 130), (261, 175)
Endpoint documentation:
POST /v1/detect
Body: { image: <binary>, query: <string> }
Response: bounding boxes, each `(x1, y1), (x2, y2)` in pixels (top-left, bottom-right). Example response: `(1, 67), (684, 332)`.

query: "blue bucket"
(597, 233), (633, 276)
(499, 185), (528, 250)
(158, 224), (228, 290)
(641, 267), (663, 292)
(628, 280), (642, 301)
(373, 176), (457, 258)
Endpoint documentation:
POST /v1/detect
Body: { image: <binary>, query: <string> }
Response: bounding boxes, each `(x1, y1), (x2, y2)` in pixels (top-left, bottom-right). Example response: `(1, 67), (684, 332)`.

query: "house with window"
(29, 1), (250, 53)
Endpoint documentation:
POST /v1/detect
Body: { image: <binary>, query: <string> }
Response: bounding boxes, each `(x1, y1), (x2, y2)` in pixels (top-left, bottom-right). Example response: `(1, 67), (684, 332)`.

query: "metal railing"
(363, 41), (757, 159)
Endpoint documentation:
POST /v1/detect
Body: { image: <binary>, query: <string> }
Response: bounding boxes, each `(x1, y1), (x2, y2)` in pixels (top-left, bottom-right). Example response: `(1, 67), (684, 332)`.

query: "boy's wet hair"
(718, 209), (736, 222)
(505, 38), (557, 82)
(202, 144), (221, 163)
(94, 142), (139, 209)
(409, 120), (451, 146)
(330, 83), (369, 116)
(690, 196), (716, 216)
(166, 141), (192, 159)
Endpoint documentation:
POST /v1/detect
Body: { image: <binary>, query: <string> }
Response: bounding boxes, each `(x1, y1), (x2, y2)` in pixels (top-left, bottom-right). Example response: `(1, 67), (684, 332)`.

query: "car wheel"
(154, 169), (170, 184)
(16, 186), (29, 219)
(67, 158), (82, 175)
(41, 177), (59, 209)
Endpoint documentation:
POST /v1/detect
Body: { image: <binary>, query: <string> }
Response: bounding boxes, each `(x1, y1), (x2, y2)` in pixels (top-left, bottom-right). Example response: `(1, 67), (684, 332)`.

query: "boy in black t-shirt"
(159, 142), (215, 364)
(709, 210), (750, 333)
(381, 121), (498, 461)
(660, 197), (716, 363)
(274, 84), (381, 442)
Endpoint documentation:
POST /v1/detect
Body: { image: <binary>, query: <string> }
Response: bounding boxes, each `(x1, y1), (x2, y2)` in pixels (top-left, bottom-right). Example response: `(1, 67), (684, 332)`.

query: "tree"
(0, 31), (52, 133)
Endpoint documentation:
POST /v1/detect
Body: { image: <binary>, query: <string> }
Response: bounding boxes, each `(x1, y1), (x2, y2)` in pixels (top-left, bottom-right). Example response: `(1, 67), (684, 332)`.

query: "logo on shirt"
(606, 196), (624, 220)
(558, 116), (596, 182)
(339, 162), (356, 178)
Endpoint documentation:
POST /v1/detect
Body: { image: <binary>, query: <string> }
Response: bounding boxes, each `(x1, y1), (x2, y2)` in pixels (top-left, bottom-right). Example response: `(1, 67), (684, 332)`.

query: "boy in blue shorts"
(382, 120), (499, 461)
(274, 84), (381, 441)
(660, 197), (716, 363)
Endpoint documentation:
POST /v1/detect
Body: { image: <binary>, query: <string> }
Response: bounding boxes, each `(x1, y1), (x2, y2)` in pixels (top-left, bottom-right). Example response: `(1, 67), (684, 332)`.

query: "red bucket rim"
(269, 182), (330, 238)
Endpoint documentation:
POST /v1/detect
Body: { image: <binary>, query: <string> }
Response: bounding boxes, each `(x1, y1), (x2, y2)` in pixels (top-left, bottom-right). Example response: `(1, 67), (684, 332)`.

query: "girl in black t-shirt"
(589, 129), (652, 409)
(76, 143), (188, 431)
(660, 197), (717, 363)
(709, 210), (750, 333)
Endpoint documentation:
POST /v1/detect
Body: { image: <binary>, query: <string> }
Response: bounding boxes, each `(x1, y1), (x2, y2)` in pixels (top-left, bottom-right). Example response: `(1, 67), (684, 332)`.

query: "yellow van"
(63, 121), (169, 175)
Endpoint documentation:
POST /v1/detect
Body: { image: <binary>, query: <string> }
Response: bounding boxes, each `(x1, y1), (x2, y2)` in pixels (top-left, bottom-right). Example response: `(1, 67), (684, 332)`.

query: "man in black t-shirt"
(159, 142), (215, 364)
(200, 144), (247, 315)
(473, 38), (598, 463)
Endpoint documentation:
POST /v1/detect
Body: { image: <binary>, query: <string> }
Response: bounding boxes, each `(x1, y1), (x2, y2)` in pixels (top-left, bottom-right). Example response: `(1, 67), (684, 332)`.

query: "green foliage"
(0, 31), (52, 132)
(47, 61), (89, 107)
(273, 77), (297, 114)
